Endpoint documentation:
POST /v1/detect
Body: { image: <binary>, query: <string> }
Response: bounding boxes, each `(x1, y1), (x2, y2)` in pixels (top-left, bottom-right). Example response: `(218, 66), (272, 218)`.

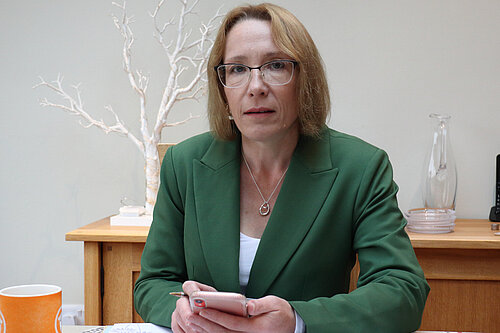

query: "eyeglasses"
(215, 60), (298, 88)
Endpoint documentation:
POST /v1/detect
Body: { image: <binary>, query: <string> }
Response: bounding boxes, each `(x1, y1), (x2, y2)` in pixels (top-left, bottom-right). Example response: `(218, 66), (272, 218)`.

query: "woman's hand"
(191, 295), (296, 333)
(172, 282), (295, 333)
(171, 281), (217, 333)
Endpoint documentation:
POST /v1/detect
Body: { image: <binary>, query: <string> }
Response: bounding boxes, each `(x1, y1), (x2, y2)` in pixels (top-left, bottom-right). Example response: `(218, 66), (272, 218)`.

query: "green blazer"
(134, 127), (429, 332)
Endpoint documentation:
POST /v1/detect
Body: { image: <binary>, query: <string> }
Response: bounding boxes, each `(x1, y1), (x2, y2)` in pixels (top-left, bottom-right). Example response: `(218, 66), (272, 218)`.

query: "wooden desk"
(66, 218), (500, 330)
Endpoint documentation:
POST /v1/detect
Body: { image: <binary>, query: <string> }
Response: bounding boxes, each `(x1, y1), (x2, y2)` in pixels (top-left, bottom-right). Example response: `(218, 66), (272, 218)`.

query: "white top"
(239, 232), (306, 333)
(239, 232), (260, 294)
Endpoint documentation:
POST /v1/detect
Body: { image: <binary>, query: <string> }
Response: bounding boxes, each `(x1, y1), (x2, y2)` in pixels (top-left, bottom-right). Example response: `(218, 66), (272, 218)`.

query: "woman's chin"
(240, 126), (299, 145)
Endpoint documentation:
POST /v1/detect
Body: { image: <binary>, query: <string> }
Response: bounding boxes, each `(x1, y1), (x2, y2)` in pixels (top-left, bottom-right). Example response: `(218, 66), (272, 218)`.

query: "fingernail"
(199, 309), (209, 318)
(187, 323), (203, 333)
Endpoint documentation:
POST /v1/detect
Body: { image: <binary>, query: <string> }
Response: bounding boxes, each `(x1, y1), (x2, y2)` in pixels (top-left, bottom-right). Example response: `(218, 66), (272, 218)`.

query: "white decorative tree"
(34, 0), (223, 215)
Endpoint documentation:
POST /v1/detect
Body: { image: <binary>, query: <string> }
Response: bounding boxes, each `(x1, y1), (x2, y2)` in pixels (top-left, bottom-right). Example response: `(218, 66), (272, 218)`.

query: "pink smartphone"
(189, 291), (248, 317)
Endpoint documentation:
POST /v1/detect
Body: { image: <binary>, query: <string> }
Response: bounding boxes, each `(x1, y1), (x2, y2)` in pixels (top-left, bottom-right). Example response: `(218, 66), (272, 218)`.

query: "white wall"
(1, 0), (499, 308)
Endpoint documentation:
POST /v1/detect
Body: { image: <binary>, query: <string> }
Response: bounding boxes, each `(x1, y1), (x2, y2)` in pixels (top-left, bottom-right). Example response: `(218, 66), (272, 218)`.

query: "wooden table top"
(66, 217), (500, 249)
(407, 219), (500, 249)
(66, 217), (149, 243)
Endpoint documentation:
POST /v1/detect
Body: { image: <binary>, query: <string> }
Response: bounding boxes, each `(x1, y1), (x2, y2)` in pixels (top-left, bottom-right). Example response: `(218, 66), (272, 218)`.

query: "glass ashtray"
(405, 208), (456, 234)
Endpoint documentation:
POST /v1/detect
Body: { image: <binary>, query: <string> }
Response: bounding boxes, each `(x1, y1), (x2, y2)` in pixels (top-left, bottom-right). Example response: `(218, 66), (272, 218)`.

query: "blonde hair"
(207, 3), (330, 140)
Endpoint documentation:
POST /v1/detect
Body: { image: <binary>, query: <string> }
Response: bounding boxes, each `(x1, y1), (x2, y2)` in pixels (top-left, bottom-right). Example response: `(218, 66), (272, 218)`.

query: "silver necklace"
(242, 153), (289, 216)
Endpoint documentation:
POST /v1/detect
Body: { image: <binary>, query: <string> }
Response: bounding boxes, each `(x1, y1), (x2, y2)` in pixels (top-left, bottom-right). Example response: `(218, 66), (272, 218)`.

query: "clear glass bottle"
(423, 113), (457, 210)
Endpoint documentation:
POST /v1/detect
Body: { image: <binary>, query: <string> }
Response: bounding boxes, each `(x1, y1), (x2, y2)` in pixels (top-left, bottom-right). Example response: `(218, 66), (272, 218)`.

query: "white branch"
(112, 1), (151, 144)
(175, 55), (197, 67)
(151, 0), (175, 54)
(176, 85), (204, 102)
(164, 113), (200, 127)
(152, 3), (224, 143)
(34, 76), (144, 153)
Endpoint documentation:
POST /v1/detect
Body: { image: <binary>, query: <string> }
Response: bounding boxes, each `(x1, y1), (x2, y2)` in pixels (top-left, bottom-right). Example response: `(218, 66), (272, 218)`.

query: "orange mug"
(0, 284), (62, 333)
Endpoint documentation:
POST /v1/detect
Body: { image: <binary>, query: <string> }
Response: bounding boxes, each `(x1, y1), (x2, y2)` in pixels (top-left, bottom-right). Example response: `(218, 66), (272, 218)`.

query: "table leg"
(84, 242), (102, 325)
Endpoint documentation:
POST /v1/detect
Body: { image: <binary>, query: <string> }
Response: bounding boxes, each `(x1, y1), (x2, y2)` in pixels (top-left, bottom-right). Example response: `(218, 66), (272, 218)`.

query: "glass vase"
(423, 113), (457, 210)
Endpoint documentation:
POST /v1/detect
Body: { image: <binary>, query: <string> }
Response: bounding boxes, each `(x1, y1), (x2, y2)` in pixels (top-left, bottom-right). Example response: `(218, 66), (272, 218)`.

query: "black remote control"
(490, 154), (500, 221)
(496, 154), (500, 214)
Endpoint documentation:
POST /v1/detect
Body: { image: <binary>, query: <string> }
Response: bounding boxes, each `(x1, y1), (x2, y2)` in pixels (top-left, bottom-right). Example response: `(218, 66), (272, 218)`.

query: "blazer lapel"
(193, 139), (242, 292)
(246, 131), (339, 297)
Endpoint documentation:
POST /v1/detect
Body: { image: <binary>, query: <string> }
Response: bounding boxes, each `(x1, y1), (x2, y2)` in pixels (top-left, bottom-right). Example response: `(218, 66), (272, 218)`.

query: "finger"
(177, 306), (233, 333)
(182, 280), (217, 296)
(172, 307), (188, 333)
(174, 296), (202, 333)
(172, 322), (187, 333)
(189, 310), (240, 333)
(171, 312), (186, 333)
(246, 297), (295, 333)
(247, 296), (282, 316)
(182, 281), (200, 296)
(198, 308), (251, 332)
(175, 310), (207, 333)
(185, 322), (207, 333)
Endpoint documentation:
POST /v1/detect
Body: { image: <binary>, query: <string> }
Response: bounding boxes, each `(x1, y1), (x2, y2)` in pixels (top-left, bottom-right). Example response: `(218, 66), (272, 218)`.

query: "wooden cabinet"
(66, 218), (500, 331)
(408, 221), (500, 332)
(102, 242), (145, 324)
(66, 218), (149, 324)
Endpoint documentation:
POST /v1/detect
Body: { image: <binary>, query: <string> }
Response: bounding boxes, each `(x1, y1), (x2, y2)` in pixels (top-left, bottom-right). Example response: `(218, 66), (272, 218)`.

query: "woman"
(134, 3), (429, 333)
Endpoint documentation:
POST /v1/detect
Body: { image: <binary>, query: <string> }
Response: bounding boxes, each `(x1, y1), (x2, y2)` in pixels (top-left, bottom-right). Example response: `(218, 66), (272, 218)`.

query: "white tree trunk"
(144, 141), (160, 215)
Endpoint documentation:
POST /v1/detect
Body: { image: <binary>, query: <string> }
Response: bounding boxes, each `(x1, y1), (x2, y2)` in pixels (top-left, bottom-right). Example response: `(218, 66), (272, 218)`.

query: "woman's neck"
(240, 130), (299, 175)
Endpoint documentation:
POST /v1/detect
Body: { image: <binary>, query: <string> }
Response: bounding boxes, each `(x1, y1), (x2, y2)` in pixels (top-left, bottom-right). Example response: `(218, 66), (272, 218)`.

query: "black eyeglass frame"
(214, 59), (299, 88)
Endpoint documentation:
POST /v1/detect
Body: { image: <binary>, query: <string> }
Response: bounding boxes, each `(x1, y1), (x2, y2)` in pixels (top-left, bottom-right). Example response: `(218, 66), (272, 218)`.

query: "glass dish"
(405, 208), (456, 233)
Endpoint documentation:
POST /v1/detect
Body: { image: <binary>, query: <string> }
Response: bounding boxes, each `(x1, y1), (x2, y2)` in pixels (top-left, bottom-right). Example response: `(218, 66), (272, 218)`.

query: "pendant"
(259, 202), (270, 216)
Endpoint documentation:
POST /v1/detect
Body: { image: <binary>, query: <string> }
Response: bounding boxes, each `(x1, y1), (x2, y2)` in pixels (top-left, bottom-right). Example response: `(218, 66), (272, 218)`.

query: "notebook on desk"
(76, 324), (478, 333)
(103, 324), (172, 333)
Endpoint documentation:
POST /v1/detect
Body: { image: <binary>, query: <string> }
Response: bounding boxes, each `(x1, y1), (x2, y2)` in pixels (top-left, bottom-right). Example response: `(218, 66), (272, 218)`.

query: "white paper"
(104, 323), (172, 333)
(109, 214), (153, 226)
